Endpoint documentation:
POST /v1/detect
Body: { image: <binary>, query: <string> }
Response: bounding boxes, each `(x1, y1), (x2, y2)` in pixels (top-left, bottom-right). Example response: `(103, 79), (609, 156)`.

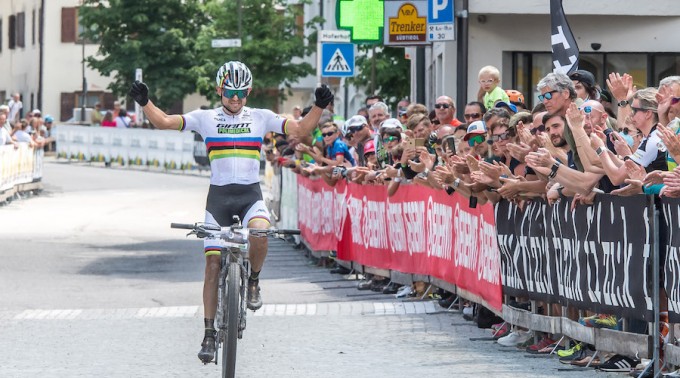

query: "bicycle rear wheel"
(222, 262), (240, 378)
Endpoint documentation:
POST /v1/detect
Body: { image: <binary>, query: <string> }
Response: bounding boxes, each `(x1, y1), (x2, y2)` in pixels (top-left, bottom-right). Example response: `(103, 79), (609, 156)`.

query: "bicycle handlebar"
(170, 222), (300, 237)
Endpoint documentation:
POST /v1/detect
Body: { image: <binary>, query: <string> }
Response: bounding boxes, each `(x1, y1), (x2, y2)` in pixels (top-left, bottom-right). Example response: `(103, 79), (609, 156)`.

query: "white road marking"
(10, 301), (439, 321)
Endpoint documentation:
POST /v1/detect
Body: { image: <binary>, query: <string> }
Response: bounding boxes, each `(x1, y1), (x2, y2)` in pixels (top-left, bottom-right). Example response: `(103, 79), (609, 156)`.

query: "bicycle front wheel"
(222, 262), (240, 378)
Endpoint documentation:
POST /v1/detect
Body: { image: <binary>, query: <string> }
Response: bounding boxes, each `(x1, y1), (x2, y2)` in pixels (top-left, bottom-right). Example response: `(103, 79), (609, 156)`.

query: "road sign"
(427, 0), (455, 42)
(211, 39), (242, 48)
(320, 30), (351, 43)
(384, 0), (429, 46)
(337, 0), (384, 44)
(321, 43), (354, 77)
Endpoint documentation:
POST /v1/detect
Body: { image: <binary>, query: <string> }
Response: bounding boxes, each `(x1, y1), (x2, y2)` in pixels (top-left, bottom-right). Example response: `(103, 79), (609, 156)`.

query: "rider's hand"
(129, 80), (149, 106)
(314, 84), (334, 109)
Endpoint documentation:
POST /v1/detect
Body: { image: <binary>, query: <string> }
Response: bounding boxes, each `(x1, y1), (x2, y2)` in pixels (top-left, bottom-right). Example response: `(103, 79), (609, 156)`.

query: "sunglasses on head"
(223, 88), (248, 99)
(538, 90), (559, 102)
(530, 124), (546, 135)
(671, 97), (680, 105)
(489, 132), (511, 143)
(382, 136), (399, 143)
(434, 103), (451, 109)
(321, 131), (336, 137)
(467, 134), (485, 147)
(464, 113), (481, 119)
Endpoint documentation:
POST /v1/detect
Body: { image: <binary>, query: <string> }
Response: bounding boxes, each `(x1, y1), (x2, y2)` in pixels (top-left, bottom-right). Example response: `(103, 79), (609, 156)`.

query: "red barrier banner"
(297, 177), (346, 251)
(297, 176), (502, 312)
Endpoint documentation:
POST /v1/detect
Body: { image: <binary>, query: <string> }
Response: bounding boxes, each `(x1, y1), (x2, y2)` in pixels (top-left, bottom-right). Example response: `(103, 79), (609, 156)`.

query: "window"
(8, 15), (16, 49)
(32, 9), (36, 45)
(61, 7), (76, 43)
(16, 12), (25, 48)
(512, 52), (679, 109)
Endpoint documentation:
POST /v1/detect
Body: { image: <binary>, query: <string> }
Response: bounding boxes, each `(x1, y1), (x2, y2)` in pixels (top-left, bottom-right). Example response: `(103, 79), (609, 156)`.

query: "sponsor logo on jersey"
(217, 123), (252, 134)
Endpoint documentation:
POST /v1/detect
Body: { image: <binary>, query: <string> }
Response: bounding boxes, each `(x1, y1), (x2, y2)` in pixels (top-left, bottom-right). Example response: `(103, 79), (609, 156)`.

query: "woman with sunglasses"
(128, 61), (334, 363)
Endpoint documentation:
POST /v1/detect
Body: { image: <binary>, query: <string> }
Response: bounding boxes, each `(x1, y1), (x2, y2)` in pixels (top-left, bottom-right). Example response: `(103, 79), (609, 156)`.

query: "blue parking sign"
(321, 43), (355, 77)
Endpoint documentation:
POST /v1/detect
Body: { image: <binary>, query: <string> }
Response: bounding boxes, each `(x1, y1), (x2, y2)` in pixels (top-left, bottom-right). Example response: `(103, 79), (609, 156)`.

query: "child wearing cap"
(478, 65), (510, 111)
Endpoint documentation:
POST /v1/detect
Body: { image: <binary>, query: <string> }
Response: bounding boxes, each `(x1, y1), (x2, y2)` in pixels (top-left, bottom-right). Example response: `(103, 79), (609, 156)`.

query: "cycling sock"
(249, 270), (260, 283)
(204, 318), (214, 332)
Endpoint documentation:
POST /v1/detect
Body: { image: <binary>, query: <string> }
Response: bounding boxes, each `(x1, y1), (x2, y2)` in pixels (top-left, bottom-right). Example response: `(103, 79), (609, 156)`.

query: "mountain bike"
(171, 217), (300, 378)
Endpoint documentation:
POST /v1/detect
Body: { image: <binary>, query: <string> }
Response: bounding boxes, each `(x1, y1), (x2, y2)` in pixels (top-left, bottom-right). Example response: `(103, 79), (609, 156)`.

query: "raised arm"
(129, 81), (184, 130)
(285, 85), (334, 138)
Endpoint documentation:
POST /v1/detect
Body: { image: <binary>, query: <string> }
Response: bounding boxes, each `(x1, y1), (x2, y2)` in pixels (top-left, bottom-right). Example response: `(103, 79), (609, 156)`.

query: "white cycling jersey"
(180, 106), (289, 185)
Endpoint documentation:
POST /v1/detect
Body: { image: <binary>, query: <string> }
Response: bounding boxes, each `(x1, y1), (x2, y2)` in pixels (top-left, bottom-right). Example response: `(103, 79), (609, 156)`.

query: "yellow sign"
(388, 3), (427, 43)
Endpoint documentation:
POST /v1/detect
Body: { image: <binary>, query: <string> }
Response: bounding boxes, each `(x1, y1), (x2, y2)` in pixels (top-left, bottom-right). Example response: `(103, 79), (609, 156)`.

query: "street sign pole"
(135, 68), (143, 125)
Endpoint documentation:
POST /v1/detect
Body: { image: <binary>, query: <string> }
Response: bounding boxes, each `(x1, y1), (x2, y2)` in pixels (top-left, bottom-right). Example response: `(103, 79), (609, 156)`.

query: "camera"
(591, 43), (601, 51)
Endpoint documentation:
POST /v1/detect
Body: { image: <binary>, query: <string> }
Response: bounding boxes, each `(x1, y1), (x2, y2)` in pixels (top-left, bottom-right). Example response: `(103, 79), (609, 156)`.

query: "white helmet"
(215, 61), (253, 90)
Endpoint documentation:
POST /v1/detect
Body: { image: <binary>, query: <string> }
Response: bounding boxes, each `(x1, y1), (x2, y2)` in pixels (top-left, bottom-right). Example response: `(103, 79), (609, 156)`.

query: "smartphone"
(406, 138), (416, 150)
(442, 137), (456, 155)
(414, 138), (425, 148)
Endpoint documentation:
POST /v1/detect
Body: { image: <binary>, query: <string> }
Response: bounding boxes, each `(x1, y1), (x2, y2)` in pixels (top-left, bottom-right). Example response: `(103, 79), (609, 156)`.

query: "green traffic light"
(336, 0), (384, 44)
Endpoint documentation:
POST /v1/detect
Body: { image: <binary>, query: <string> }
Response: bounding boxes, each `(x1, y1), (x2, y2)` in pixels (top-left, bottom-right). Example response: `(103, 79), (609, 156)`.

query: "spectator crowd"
(264, 66), (680, 377)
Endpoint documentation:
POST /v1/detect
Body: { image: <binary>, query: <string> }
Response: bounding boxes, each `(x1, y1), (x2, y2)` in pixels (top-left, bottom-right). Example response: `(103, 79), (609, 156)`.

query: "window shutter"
(8, 15), (16, 49)
(17, 12), (25, 48)
(60, 92), (76, 122)
(102, 92), (115, 111)
(61, 7), (76, 43)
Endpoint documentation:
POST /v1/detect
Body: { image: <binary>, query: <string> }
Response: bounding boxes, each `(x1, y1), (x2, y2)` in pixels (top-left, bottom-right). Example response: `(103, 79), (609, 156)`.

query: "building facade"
(415, 0), (680, 114)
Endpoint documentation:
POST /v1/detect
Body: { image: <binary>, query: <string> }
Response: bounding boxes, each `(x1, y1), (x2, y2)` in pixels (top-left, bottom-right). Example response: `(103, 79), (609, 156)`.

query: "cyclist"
(129, 61), (333, 363)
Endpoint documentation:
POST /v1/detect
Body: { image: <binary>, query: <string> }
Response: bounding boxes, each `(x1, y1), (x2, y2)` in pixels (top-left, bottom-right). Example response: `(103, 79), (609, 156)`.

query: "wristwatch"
(453, 178), (461, 188)
(596, 146), (605, 156)
(617, 100), (630, 107)
(548, 161), (561, 179)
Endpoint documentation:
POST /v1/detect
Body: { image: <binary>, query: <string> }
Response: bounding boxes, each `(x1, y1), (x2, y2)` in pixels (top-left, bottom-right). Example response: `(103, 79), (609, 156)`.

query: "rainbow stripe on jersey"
(205, 136), (262, 161)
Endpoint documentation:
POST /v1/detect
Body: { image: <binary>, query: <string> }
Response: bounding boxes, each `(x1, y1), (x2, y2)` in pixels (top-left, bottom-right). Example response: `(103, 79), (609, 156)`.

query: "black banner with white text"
(497, 196), (655, 321)
(661, 198), (680, 323)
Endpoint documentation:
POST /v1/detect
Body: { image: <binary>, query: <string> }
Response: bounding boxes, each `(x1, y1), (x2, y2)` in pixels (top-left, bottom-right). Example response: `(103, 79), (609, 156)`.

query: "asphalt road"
(0, 159), (617, 377)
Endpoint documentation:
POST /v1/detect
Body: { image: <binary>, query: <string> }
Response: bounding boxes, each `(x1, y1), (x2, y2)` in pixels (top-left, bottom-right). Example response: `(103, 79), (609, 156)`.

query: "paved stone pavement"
(0, 160), (621, 377)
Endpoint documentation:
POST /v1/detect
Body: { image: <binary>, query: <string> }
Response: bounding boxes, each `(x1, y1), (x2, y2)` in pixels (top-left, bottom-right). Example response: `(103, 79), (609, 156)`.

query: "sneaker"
(557, 342), (582, 358)
(559, 349), (586, 364)
(537, 342), (565, 354)
(395, 285), (412, 298)
(526, 336), (556, 354)
(492, 323), (510, 339)
(247, 280), (263, 311)
(382, 282), (400, 295)
(497, 330), (532, 347)
(462, 306), (474, 320)
(579, 314), (618, 329)
(357, 279), (373, 290)
(438, 295), (457, 308)
(198, 329), (216, 363)
(598, 354), (640, 372)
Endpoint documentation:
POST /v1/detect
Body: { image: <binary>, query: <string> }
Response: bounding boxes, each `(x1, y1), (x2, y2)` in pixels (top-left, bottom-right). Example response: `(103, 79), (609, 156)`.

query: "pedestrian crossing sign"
(321, 43), (355, 77)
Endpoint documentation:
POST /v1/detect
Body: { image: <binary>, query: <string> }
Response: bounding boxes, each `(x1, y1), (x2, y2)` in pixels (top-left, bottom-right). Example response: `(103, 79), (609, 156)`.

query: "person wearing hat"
(344, 114), (373, 167)
(569, 69), (598, 102)
(505, 90), (527, 112)
(463, 120), (490, 158)
(28, 109), (42, 134)
(494, 101), (518, 115)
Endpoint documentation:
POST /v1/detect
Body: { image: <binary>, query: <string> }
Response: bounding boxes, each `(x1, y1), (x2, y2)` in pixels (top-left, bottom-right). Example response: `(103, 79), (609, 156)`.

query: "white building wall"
(418, 0), (680, 111)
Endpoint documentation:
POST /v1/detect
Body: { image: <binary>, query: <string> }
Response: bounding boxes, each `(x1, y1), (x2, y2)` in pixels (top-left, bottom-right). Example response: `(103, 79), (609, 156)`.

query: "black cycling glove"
(314, 84), (334, 109)
(129, 80), (149, 106)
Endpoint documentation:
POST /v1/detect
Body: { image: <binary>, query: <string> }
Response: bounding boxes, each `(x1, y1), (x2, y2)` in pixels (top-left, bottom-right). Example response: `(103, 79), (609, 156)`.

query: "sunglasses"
(631, 106), (654, 116)
(382, 136), (399, 143)
(621, 128), (639, 136)
(434, 103), (451, 109)
(467, 134), (485, 147)
(538, 90), (559, 102)
(348, 126), (363, 133)
(321, 131), (336, 137)
(671, 97), (680, 105)
(530, 124), (546, 135)
(489, 132), (511, 143)
(464, 113), (481, 119)
(223, 88), (248, 99)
